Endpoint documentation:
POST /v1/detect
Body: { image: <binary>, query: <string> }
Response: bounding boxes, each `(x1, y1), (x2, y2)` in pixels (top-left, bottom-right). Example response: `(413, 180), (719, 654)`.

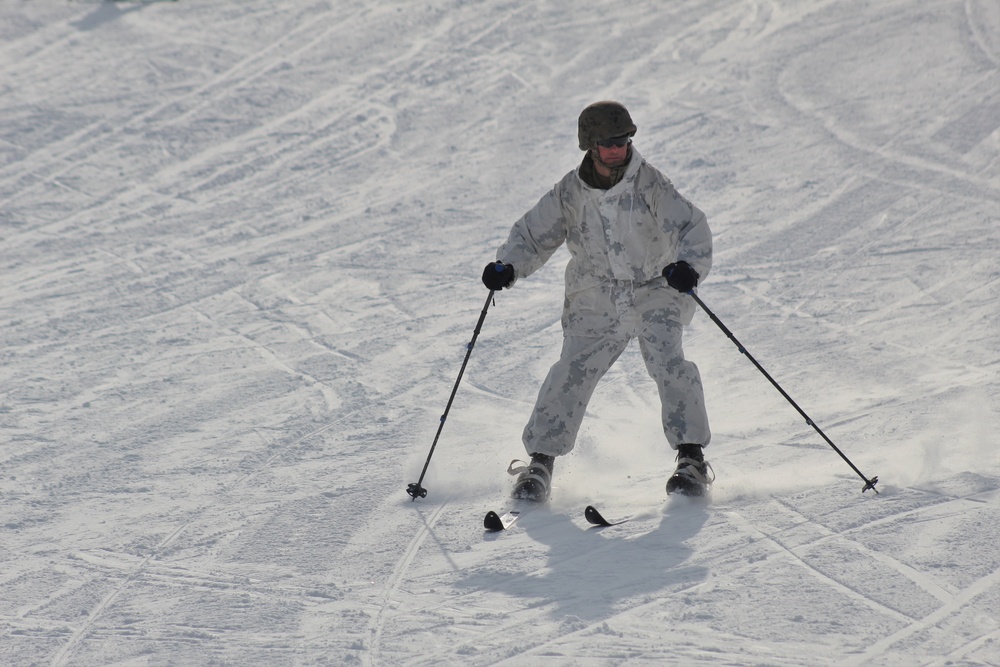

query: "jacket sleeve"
(652, 179), (712, 282)
(495, 177), (570, 282)
(677, 202), (712, 282)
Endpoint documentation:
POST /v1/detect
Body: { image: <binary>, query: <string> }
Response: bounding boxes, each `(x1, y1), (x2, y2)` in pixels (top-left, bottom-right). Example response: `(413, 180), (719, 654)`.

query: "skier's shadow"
(71, 2), (148, 32)
(497, 500), (709, 623)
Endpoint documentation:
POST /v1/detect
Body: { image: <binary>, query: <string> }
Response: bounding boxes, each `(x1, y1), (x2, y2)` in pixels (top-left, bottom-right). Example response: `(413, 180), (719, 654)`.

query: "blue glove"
(662, 261), (699, 293)
(482, 262), (515, 290)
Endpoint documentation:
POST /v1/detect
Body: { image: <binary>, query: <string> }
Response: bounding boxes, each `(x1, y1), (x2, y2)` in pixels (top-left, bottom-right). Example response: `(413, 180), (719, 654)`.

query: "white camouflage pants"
(522, 280), (711, 457)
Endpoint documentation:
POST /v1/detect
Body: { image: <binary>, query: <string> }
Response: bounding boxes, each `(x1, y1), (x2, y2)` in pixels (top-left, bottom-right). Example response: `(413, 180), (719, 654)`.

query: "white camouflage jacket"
(497, 147), (712, 332)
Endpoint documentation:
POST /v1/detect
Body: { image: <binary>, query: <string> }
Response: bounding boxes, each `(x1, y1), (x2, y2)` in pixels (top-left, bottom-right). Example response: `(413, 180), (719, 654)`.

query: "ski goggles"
(596, 134), (631, 148)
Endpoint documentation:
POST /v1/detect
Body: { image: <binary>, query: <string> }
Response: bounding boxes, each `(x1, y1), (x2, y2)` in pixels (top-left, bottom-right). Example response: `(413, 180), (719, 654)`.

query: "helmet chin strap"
(591, 145), (631, 181)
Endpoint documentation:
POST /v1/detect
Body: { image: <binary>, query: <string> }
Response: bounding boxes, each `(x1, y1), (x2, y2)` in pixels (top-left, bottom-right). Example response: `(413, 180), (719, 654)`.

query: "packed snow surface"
(2, 1), (1000, 665)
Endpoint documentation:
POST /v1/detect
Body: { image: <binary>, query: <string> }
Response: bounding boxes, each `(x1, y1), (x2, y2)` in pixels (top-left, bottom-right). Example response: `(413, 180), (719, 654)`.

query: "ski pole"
(407, 290), (496, 500)
(688, 290), (879, 494)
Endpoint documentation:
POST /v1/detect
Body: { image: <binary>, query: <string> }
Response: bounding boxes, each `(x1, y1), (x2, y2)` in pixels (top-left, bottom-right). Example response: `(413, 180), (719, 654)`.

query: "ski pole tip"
(862, 476), (879, 494)
(406, 483), (428, 500)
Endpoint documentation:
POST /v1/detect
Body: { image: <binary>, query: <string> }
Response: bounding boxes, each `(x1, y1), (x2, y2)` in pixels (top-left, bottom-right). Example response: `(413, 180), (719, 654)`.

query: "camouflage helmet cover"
(577, 101), (637, 151)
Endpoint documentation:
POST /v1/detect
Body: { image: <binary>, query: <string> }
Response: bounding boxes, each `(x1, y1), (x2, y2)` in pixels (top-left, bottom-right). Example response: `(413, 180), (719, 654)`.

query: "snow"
(2, 0), (1000, 664)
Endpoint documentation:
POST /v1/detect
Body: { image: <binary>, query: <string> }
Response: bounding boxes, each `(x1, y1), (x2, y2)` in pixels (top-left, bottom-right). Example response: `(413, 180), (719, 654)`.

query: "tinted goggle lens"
(597, 134), (631, 148)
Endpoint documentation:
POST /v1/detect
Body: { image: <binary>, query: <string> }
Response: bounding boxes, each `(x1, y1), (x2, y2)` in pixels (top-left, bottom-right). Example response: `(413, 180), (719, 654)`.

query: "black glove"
(482, 261), (515, 290)
(662, 261), (699, 293)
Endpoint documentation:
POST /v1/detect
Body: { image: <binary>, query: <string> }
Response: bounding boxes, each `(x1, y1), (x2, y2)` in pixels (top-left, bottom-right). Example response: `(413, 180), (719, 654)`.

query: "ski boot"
(666, 443), (714, 497)
(508, 453), (554, 502)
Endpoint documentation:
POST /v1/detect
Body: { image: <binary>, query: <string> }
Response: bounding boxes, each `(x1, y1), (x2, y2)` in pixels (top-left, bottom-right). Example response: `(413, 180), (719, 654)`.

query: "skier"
(482, 100), (714, 501)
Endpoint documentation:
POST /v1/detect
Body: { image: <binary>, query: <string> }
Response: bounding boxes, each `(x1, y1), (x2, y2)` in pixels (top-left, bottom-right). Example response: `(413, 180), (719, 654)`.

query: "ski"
(483, 507), (524, 531)
(484, 500), (544, 531)
(584, 504), (630, 527)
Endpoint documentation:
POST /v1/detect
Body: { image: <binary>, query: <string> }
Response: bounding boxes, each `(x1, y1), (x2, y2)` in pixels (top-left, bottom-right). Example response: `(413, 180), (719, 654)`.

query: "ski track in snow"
(2, 0), (1000, 665)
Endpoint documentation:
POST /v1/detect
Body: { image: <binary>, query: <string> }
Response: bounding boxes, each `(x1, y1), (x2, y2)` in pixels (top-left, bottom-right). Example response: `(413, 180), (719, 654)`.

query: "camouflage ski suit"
(497, 147), (712, 456)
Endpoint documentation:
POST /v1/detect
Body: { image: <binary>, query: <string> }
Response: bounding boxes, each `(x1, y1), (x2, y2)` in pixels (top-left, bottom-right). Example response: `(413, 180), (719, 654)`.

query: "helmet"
(577, 101), (637, 151)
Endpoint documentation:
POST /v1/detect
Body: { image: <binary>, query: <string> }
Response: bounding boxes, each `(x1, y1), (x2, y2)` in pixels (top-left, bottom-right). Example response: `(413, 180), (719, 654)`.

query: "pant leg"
(637, 320), (711, 449)
(522, 333), (630, 456)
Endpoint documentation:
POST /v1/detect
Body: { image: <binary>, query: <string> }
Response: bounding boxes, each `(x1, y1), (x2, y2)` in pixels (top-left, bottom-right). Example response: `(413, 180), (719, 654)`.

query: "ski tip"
(584, 505), (612, 527)
(484, 510), (504, 531)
